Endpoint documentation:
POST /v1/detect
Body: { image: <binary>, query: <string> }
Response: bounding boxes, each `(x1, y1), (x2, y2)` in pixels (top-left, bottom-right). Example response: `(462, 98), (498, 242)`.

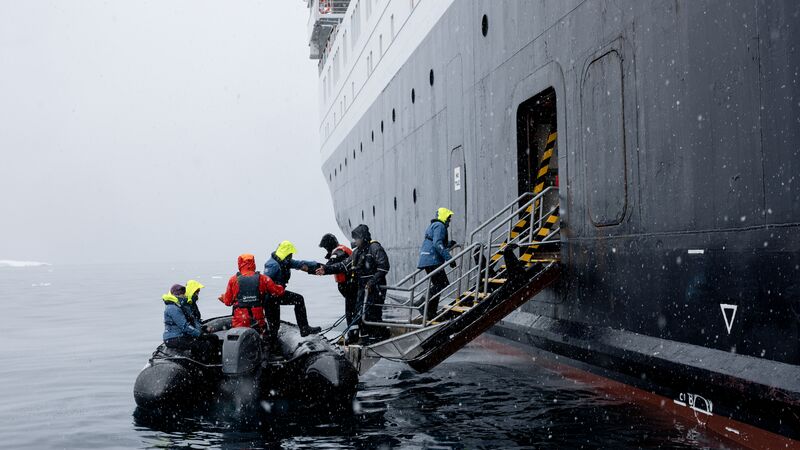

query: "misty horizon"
(0, 1), (345, 265)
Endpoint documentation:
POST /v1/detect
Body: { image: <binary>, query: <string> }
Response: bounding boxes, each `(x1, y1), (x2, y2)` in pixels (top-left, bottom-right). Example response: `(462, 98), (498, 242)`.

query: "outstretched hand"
(315, 266), (326, 275)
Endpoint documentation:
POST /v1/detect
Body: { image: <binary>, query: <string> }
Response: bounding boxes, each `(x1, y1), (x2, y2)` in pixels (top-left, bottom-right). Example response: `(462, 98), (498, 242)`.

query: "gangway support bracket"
(407, 262), (561, 372)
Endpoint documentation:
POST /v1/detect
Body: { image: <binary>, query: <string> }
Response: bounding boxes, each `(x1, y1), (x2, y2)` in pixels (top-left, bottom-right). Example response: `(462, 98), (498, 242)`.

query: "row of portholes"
(342, 188), (418, 229)
(328, 67), (436, 182)
(329, 13), (490, 183)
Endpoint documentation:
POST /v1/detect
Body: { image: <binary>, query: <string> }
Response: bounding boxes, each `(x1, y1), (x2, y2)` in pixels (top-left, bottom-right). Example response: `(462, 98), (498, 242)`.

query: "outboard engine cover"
(222, 327), (262, 375)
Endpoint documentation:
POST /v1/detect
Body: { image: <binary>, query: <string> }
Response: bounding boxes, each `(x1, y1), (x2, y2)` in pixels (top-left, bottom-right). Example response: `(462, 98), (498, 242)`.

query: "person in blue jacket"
(263, 241), (322, 337)
(162, 284), (202, 348)
(417, 208), (457, 321)
(162, 283), (215, 358)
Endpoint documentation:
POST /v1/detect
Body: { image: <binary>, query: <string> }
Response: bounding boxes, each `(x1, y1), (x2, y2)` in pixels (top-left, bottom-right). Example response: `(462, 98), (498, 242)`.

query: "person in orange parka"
(218, 253), (285, 333)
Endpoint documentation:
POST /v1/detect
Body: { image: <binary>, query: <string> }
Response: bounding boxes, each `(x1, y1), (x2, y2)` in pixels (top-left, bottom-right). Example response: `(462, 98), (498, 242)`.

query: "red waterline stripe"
(472, 335), (800, 450)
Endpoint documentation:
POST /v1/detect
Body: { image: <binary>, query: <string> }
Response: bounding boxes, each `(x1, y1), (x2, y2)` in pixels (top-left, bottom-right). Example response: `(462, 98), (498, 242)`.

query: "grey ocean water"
(0, 262), (740, 449)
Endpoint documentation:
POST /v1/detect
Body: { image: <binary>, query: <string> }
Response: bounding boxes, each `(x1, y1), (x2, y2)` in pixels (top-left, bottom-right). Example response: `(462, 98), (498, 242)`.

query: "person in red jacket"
(218, 253), (284, 333)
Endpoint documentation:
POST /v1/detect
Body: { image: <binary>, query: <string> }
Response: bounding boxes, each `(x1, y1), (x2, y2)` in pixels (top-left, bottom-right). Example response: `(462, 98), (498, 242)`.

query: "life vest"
(163, 296), (193, 322)
(161, 295), (198, 325)
(333, 244), (353, 284)
(271, 252), (292, 286)
(235, 272), (263, 309)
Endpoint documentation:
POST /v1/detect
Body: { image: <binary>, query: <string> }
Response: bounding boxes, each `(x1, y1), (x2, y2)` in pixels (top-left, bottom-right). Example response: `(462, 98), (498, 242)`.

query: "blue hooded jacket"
(264, 252), (319, 287)
(417, 220), (452, 269)
(163, 294), (202, 341)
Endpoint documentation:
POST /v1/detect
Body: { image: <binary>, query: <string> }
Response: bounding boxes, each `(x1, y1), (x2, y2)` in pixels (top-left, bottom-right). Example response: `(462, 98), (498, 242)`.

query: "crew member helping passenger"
(319, 233), (358, 327)
(317, 224), (390, 343)
(264, 241), (322, 337)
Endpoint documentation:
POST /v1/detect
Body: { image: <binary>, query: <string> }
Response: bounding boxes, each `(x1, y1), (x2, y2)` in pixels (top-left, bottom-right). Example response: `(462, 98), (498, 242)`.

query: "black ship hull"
(319, 0), (800, 444)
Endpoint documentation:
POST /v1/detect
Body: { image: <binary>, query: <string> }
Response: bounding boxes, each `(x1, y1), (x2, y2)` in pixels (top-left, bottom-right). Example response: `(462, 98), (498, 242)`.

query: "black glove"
(448, 240), (458, 249)
(449, 260), (457, 268)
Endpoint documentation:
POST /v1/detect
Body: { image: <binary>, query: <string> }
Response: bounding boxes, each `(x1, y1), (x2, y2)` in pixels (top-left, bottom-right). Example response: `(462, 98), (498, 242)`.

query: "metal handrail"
(389, 242), (464, 290)
(391, 242), (482, 293)
(390, 190), (539, 292)
(412, 243), (484, 326)
(468, 191), (535, 246)
(360, 188), (559, 337)
(363, 242), (484, 328)
(392, 266), (427, 288)
(482, 188), (559, 293)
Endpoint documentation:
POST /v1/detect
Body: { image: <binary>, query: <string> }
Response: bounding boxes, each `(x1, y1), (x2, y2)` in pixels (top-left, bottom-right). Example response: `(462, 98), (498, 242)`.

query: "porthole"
(353, 149), (356, 159)
(335, 168), (337, 176)
(392, 108), (396, 122)
(429, 69), (434, 86)
(372, 205), (376, 217)
(481, 14), (488, 37)
(345, 158), (348, 166)
(394, 196), (397, 210)
(411, 89), (416, 103)
(381, 121), (384, 133)
(348, 219), (352, 228)
(371, 131), (374, 142)
(361, 210), (364, 219)
(360, 142), (363, 152)
(329, 173), (332, 181)
(413, 188), (417, 203)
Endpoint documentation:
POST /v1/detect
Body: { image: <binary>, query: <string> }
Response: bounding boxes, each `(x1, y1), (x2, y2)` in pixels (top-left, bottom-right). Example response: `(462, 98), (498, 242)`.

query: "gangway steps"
(459, 291), (488, 300)
(346, 261), (560, 374)
(407, 262), (561, 372)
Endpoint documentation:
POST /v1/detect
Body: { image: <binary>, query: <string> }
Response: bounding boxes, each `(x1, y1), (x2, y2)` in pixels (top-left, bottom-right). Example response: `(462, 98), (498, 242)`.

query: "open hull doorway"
(517, 87), (558, 200)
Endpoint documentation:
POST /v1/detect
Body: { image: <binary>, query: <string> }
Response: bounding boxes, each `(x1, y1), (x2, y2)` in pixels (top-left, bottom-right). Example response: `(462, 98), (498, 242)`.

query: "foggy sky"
(0, 1), (343, 265)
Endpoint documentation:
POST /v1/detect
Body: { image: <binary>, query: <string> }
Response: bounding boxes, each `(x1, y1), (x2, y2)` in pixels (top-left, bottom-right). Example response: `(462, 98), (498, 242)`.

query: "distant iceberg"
(0, 260), (52, 268)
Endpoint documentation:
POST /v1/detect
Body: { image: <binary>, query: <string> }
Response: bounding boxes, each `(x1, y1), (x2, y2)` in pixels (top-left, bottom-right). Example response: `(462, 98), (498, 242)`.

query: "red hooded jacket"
(220, 253), (285, 330)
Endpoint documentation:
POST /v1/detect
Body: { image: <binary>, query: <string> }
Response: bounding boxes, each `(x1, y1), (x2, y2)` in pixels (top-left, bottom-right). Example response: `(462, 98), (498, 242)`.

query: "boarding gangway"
(344, 187), (562, 374)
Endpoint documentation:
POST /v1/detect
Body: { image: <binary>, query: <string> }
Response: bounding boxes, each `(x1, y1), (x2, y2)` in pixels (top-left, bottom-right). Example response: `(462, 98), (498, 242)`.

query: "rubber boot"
(295, 302), (321, 336)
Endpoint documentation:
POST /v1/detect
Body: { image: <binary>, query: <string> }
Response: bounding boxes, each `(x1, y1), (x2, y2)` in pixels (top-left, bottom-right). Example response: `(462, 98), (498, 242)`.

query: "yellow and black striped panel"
(518, 212), (559, 264)
(534, 132), (557, 195)
(488, 131), (558, 265)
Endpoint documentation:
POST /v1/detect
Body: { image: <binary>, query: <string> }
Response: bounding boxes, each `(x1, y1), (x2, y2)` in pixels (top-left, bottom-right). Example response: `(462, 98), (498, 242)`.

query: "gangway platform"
(343, 187), (562, 374)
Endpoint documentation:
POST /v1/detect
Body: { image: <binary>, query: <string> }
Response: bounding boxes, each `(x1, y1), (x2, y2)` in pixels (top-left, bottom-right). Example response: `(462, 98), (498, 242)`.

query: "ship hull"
(319, 0), (800, 442)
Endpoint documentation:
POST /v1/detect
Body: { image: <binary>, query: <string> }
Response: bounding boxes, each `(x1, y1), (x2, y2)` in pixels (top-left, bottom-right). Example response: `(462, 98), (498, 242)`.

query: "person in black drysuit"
(318, 233), (359, 327)
(317, 224), (390, 343)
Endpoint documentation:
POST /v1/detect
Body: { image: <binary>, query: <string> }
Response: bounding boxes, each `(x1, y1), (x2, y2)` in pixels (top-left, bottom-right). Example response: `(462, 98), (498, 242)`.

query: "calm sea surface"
(0, 262), (741, 449)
